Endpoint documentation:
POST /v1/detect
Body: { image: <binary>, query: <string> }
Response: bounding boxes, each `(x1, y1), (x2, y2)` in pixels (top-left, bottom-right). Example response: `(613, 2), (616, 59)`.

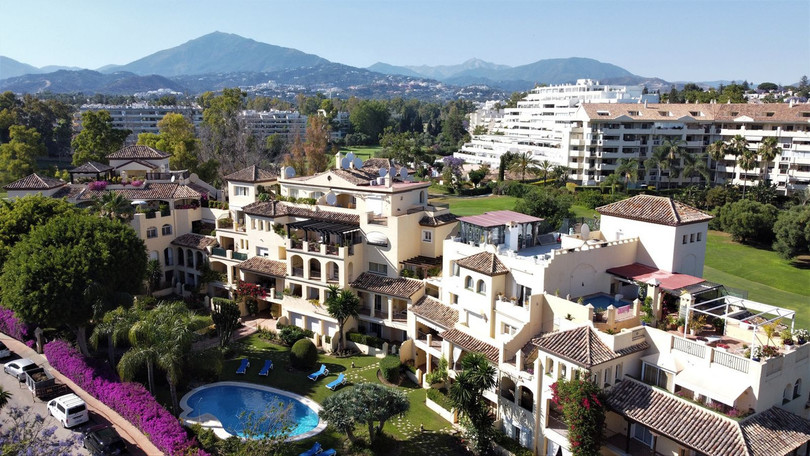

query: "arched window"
(465, 276), (473, 290)
(162, 224), (172, 235)
(794, 379), (802, 399)
(164, 248), (173, 266)
(146, 227), (157, 238)
(784, 383), (794, 404)
(476, 280), (486, 294)
(419, 191), (426, 204)
(177, 248), (185, 266)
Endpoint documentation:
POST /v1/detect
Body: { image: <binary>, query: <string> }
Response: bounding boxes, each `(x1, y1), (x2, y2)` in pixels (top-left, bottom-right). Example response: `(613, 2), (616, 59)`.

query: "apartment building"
(78, 103), (203, 144)
(401, 195), (810, 456)
(239, 109), (307, 143)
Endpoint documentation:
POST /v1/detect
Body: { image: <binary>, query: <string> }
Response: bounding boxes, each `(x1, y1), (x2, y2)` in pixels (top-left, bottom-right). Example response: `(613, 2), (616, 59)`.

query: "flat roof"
(457, 210), (543, 228)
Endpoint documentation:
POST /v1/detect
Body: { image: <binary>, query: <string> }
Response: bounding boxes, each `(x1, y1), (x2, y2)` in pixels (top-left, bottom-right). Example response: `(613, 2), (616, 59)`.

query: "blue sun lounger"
(236, 358), (250, 375)
(326, 373), (346, 390)
(298, 441), (322, 456)
(320, 449), (336, 456)
(308, 364), (329, 381)
(259, 359), (273, 376)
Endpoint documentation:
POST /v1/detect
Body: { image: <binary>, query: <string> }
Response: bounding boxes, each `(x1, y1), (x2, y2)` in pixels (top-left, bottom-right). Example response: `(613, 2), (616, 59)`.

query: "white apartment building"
(455, 79), (658, 172)
(239, 109), (308, 143)
(468, 100), (505, 133)
(78, 103), (203, 144)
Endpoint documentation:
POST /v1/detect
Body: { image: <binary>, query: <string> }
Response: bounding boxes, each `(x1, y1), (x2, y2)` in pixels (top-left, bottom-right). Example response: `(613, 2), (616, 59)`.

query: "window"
(374, 295), (383, 312)
(632, 424), (654, 447)
(560, 363), (567, 379)
(628, 111), (639, 116)
(690, 233), (695, 243)
(604, 367), (612, 386)
(682, 235), (688, 244)
(162, 224), (172, 236)
(642, 364), (671, 389)
(452, 262), (460, 277)
(257, 247), (269, 257)
(451, 293), (459, 305)
(591, 370), (600, 384)
(465, 276), (473, 290)
(615, 363), (623, 382)
(422, 230), (432, 243)
(794, 379), (802, 399)
(234, 185), (249, 196)
(476, 280), (486, 294)
(503, 323), (516, 335)
(147, 227), (157, 238)
(368, 262), (388, 276)
(697, 232), (702, 242)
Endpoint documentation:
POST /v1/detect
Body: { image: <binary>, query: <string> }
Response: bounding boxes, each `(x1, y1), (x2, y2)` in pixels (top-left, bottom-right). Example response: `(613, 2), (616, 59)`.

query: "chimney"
(644, 100), (648, 108)
(335, 151), (342, 169)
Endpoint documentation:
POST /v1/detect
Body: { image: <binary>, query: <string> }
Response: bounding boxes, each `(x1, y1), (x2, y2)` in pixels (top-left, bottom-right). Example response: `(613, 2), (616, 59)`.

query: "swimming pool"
(581, 293), (632, 311)
(179, 382), (325, 441)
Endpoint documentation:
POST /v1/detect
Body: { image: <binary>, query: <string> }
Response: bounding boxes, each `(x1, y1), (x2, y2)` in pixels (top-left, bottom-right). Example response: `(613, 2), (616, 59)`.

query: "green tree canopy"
(717, 199), (778, 244)
(319, 383), (409, 445)
(0, 195), (77, 268)
(772, 205), (810, 259)
(71, 110), (131, 165)
(551, 378), (607, 456)
(449, 352), (497, 454)
(0, 125), (46, 185)
(349, 100), (390, 143)
(325, 285), (360, 353)
(0, 212), (147, 356)
(514, 188), (574, 231)
(136, 112), (204, 174)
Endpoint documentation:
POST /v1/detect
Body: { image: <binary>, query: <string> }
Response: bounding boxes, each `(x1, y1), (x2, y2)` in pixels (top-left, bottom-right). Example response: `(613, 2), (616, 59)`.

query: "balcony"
(287, 239), (355, 258)
(212, 247), (227, 257)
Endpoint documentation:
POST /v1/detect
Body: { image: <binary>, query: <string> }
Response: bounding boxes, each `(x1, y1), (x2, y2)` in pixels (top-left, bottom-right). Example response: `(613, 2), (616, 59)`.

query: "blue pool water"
(183, 384), (320, 439)
(582, 294), (632, 311)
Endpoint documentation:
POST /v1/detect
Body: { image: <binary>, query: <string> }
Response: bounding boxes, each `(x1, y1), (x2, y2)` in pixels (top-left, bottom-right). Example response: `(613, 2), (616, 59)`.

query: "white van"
(47, 393), (89, 428)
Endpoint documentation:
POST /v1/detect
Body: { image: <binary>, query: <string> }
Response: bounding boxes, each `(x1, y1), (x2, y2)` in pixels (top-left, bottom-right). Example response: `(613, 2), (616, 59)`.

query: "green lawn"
(207, 335), (461, 455)
(340, 145), (384, 160)
(703, 231), (810, 328)
(429, 194), (518, 216)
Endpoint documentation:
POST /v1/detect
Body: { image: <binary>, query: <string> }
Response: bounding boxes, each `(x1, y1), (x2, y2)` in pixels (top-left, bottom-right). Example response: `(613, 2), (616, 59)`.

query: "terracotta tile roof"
(171, 233), (218, 250)
(238, 256), (287, 277)
(411, 296), (458, 329)
(419, 213), (458, 226)
(350, 272), (424, 299)
(78, 183), (200, 200)
(297, 157), (408, 186)
(51, 184), (86, 199)
(242, 200), (360, 224)
(69, 161), (113, 173)
(596, 195), (713, 227)
(607, 263), (705, 292)
(172, 184), (203, 199)
(456, 252), (509, 276)
(106, 145), (170, 159)
(401, 255), (443, 267)
(458, 210), (543, 228)
(608, 379), (748, 456)
(530, 326), (647, 368)
(224, 165), (277, 183)
(582, 103), (810, 123)
(3, 173), (66, 190)
(741, 407), (810, 455)
(441, 328), (499, 363)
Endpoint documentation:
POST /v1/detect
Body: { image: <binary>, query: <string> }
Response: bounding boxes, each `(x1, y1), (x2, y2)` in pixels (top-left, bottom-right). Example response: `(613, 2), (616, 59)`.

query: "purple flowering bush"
(0, 306), (31, 342)
(44, 340), (207, 456)
(88, 180), (108, 191)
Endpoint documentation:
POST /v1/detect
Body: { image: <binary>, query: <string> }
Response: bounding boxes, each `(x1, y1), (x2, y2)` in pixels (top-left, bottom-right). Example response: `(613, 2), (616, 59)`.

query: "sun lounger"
(307, 364), (329, 381)
(320, 449), (336, 456)
(259, 359), (273, 376)
(298, 441), (322, 456)
(236, 358), (249, 375)
(325, 373), (346, 390)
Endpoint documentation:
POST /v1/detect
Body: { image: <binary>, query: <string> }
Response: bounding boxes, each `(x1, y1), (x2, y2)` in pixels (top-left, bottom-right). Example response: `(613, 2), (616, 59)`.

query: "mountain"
(100, 31), (330, 77)
(0, 69), (186, 94)
(0, 56), (84, 80)
(394, 58), (511, 80)
(367, 62), (424, 78)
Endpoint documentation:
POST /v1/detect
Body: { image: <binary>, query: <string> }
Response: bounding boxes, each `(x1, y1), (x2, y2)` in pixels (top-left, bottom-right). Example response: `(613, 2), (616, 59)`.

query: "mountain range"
(0, 32), (670, 97)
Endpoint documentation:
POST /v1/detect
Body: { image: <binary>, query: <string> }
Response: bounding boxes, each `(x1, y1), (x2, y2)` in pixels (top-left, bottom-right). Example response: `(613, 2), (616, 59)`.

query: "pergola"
(286, 219), (361, 245)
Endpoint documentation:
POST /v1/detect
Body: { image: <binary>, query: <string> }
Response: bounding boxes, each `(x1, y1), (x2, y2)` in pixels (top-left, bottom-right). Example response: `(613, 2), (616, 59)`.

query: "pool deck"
(179, 381), (327, 441)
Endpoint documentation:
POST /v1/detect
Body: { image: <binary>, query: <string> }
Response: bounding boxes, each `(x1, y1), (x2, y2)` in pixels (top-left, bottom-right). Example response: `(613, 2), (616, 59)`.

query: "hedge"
(277, 325), (314, 346)
(493, 429), (533, 456)
(380, 355), (401, 383)
(458, 187), (492, 196)
(426, 388), (453, 412)
(0, 306), (33, 346)
(44, 340), (207, 456)
(347, 331), (384, 349)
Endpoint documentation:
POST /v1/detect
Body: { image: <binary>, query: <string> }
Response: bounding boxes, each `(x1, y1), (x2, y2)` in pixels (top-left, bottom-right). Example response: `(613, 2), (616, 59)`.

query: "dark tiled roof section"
(456, 252), (509, 276)
(238, 256), (287, 277)
(741, 407), (810, 456)
(106, 145), (169, 159)
(3, 173), (65, 190)
(224, 165), (277, 183)
(350, 272), (424, 299)
(242, 201), (360, 224)
(401, 255), (443, 267)
(171, 233), (218, 250)
(596, 195), (713, 227)
(69, 161), (113, 173)
(332, 168), (379, 185)
(441, 328), (499, 363)
(532, 326), (647, 368)
(419, 213), (458, 226)
(78, 183), (200, 200)
(411, 296), (458, 329)
(608, 379), (747, 456)
(51, 184), (86, 199)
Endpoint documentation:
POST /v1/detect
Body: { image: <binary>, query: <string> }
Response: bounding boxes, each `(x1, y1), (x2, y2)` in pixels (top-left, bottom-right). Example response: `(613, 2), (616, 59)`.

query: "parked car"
(4, 358), (37, 381)
(0, 341), (11, 358)
(47, 393), (89, 428)
(83, 424), (127, 455)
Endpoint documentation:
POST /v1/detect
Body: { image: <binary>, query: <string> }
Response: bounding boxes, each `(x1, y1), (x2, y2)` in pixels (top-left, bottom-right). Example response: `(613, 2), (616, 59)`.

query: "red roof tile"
(350, 272), (424, 299)
(3, 173), (66, 190)
(238, 256), (287, 277)
(441, 328), (499, 363)
(458, 210), (543, 228)
(411, 296), (458, 329)
(596, 195), (713, 227)
(171, 233), (218, 250)
(607, 263), (705, 292)
(741, 407), (810, 455)
(224, 165), (277, 183)
(456, 252), (509, 276)
(106, 145), (169, 159)
(530, 326), (647, 368)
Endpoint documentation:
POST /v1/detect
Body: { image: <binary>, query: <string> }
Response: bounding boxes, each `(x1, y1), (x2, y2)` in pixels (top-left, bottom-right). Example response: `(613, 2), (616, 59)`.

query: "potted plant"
(795, 329), (809, 345)
(640, 314), (653, 327)
(781, 329), (794, 347)
(676, 317), (685, 334)
(688, 314), (707, 336)
(761, 345), (780, 359)
(750, 346), (762, 362)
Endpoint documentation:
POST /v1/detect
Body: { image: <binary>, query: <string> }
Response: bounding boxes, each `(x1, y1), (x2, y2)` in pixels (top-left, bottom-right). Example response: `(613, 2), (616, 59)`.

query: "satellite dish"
(399, 167), (408, 179)
(353, 158), (363, 169)
(341, 157), (350, 169)
(379, 168), (388, 178)
(388, 167), (396, 177)
(284, 166), (296, 178)
(170, 175), (176, 182)
(346, 152), (355, 161)
(326, 192), (337, 206)
(580, 224), (591, 239)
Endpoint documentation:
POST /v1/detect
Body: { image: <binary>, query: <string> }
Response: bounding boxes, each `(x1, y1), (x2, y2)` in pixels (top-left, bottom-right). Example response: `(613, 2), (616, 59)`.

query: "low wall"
(346, 340), (389, 358)
(425, 395), (456, 424)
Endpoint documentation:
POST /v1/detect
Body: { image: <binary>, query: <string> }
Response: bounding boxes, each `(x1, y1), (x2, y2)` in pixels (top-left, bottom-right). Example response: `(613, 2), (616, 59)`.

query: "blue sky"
(2, 0), (808, 84)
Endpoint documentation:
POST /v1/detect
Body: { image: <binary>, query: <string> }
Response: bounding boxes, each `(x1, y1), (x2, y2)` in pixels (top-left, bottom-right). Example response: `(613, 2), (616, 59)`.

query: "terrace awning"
(606, 263), (705, 292)
(675, 366), (750, 407)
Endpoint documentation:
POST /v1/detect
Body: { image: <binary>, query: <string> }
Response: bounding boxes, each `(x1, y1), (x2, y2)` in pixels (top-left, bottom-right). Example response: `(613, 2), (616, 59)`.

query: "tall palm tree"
(600, 173), (622, 196)
(449, 352), (497, 454)
(681, 153), (711, 185)
(325, 284), (360, 354)
(644, 148), (670, 189)
(90, 305), (142, 366)
(94, 191), (134, 222)
(508, 151), (539, 182)
(738, 148), (759, 198)
(615, 158), (640, 186)
(654, 138), (686, 188)
(706, 140), (728, 185)
(551, 165), (569, 185)
(757, 136), (781, 184)
(539, 159), (553, 184)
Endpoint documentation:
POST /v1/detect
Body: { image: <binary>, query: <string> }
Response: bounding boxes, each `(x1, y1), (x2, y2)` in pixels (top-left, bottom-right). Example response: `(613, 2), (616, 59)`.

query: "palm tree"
(508, 151), (539, 182)
(681, 153), (711, 185)
(551, 165), (569, 185)
(644, 148), (670, 189)
(737, 148), (759, 198)
(94, 191), (133, 222)
(757, 137), (781, 184)
(706, 140), (728, 185)
(654, 138), (686, 188)
(600, 173), (622, 196)
(0, 386), (11, 410)
(144, 259), (162, 296)
(538, 159), (553, 184)
(90, 305), (142, 366)
(325, 284), (360, 354)
(449, 353), (497, 454)
(615, 158), (639, 187)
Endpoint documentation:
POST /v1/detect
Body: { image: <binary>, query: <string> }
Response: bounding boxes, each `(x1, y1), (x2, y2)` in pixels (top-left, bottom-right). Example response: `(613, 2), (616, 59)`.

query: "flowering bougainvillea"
(87, 180), (108, 191)
(0, 306), (31, 343)
(44, 340), (208, 456)
(551, 377), (606, 456)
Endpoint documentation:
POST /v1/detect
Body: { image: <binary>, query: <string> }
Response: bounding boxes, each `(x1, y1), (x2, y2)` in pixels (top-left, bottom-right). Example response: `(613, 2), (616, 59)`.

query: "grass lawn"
(199, 335), (462, 456)
(340, 145), (384, 160)
(703, 231), (810, 328)
(429, 194), (518, 216)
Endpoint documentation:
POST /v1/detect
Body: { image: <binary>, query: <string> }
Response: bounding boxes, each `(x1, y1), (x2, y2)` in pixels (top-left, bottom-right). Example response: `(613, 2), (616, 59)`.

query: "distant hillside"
(0, 56), (84, 80)
(367, 62), (424, 78)
(404, 58), (511, 80)
(100, 31), (330, 76)
(0, 69), (186, 94)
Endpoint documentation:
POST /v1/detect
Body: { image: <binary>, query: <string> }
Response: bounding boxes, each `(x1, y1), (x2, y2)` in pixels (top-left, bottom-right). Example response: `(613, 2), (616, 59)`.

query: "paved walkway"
(0, 333), (162, 456)
(191, 313), (275, 351)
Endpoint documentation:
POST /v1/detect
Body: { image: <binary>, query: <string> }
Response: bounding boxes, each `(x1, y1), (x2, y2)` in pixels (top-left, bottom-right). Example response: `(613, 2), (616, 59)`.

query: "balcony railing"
(672, 337), (706, 358)
(712, 350), (749, 374)
(212, 247), (227, 257)
(307, 243), (320, 253)
(233, 252), (247, 261)
(291, 267), (304, 277)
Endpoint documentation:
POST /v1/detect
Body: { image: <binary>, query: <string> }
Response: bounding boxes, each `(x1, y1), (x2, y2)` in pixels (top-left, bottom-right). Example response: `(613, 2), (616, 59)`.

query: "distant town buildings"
(78, 103), (203, 144)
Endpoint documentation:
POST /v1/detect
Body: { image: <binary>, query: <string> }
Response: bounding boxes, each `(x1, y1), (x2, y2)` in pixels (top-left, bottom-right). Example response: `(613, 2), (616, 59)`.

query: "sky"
(1, 0), (808, 84)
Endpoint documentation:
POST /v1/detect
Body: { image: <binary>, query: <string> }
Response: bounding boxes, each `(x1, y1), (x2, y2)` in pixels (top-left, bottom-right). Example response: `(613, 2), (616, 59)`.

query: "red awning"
(606, 263), (705, 292)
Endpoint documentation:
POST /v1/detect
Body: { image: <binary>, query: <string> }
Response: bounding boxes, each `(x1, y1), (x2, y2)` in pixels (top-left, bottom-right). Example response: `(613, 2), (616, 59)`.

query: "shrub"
(347, 331), (384, 349)
(44, 340), (207, 456)
(426, 388), (453, 412)
(0, 306), (31, 343)
(278, 325), (313, 346)
(290, 338), (318, 369)
(493, 429), (533, 456)
(380, 355), (401, 383)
